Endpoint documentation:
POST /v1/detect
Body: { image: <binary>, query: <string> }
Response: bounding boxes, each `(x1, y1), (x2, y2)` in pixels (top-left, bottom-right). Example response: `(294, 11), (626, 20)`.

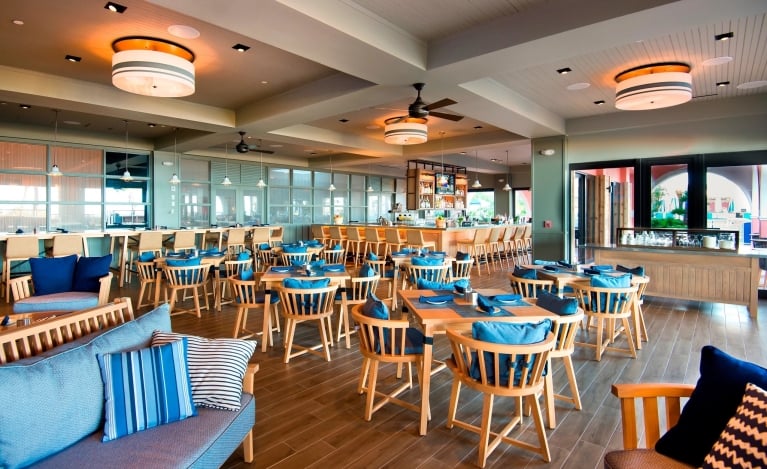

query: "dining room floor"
(6, 263), (766, 468)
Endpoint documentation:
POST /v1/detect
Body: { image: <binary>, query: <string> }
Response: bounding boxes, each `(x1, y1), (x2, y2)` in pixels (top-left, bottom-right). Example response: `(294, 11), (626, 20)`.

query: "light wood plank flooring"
(8, 265), (766, 469)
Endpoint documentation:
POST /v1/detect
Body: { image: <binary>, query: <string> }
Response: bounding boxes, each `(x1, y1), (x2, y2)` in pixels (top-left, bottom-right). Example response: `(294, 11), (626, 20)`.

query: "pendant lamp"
(221, 144), (232, 185)
(502, 150), (511, 191)
(328, 154), (336, 191)
(121, 120), (133, 181)
(169, 128), (180, 184)
(48, 110), (62, 177)
(256, 143), (266, 188)
(471, 150), (482, 188)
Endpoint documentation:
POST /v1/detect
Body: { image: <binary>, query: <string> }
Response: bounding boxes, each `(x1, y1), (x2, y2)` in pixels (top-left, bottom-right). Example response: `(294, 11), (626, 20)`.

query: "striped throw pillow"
(98, 338), (196, 442)
(702, 382), (767, 468)
(151, 331), (256, 411)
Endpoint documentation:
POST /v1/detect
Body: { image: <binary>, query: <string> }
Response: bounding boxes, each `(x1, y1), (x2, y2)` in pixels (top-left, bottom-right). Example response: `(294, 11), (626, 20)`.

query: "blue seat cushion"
(258, 242), (271, 250)
(416, 278), (469, 292)
(358, 263), (376, 278)
(616, 264), (645, 276)
(166, 257), (202, 267)
(456, 251), (471, 261)
(240, 268), (254, 281)
(29, 254), (78, 295)
(655, 346), (767, 467)
(73, 254), (112, 293)
(361, 292), (389, 320)
(470, 320), (552, 386)
(138, 252), (155, 262)
(590, 273), (631, 288)
(331, 243), (343, 251)
(282, 245), (308, 253)
(533, 259), (558, 265)
(513, 265), (537, 279)
(536, 290), (578, 315)
(367, 252), (379, 261)
(283, 277), (330, 289)
(237, 251), (251, 261)
(13, 292), (99, 314)
(411, 256), (443, 266)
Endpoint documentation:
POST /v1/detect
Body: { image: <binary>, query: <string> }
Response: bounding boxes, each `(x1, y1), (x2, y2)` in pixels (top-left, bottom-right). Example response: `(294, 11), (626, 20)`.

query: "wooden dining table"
(388, 253), (455, 309)
(398, 288), (559, 436)
(258, 265), (351, 353)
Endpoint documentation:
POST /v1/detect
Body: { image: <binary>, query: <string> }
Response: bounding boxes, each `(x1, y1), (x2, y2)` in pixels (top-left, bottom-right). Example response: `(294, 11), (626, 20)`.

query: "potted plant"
(435, 215), (446, 229)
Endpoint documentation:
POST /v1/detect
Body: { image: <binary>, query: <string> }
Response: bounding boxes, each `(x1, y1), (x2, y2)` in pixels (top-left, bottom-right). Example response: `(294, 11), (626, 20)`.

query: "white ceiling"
(0, 0), (765, 176)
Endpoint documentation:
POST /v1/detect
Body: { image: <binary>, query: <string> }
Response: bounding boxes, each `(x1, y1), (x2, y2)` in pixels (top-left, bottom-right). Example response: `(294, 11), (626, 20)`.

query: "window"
(467, 189), (495, 222)
(513, 188), (531, 222)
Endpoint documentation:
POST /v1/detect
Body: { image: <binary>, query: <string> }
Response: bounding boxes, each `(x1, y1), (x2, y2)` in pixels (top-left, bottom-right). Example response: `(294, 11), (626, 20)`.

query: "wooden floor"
(8, 263), (767, 469)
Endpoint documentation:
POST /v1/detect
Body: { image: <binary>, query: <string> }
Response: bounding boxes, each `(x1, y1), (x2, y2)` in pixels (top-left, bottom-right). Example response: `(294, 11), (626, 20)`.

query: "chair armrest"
(242, 362), (260, 395)
(611, 383), (695, 450)
(8, 275), (34, 301)
(97, 272), (114, 305)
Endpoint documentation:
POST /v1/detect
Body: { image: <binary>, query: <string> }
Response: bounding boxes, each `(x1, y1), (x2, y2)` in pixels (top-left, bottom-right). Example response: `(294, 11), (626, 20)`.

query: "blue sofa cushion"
(29, 254), (77, 295)
(73, 254), (112, 293)
(655, 345), (767, 467)
(151, 332), (256, 411)
(536, 290), (578, 315)
(13, 291), (99, 314)
(0, 304), (172, 469)
(470, 320), (552, 386)
(98, 339), (197, 442)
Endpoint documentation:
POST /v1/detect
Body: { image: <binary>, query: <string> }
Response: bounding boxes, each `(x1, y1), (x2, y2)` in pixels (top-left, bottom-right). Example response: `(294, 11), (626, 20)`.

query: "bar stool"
(223, 228), (247, 259)
(363, 227), (384, 257)
(501, 226), (517, 266)
(249, 227), (271, 254)
(406, 230), (436, 253)
(3, 236), (40, 303)
(383, 228), (406, 259)
(268, 226), (284, 247)
(48, 234), (86, 257)
(521, 224), (533, 264)
(126, 231), (164, 283)
(511, 225), (527, 266)
(345, 227), (365, 266)
(484, 227), (504, 271)
(456, 229), (491, 276)
(311, 225), (330, 247)
(163, 230), (196, 254)
(328, 225), (347, 251)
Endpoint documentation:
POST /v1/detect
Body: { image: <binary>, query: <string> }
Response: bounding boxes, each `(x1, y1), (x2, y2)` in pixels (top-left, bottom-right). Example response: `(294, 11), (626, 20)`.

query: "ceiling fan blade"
(428, 111), (464, 121)
(250, 148), (275, 154)
(424, 98), (457, 111)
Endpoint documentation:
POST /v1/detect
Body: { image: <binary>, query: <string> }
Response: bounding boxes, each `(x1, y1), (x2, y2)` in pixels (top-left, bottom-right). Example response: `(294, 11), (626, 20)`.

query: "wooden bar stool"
(363, 227), (384, 257)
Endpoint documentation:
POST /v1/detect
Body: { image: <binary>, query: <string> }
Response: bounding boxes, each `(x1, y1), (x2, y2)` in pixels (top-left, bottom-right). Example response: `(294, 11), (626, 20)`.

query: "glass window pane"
(269, 168), (290, 186)
(214, 188), (236, 225)
(54, 146), (102, 175)
(243, 190), (263, 225)
(293, 169), (311, 187)
(351, 174), (364, 191)
(514, 189), (531, 222)
(367, 194), (380, 221)
(332, 192), (347, 208)
(651, 163), (688, 228)
(51, 204), (106, 231)
(314, 189), (331, 208)
(269, 206), (290, 224)
(179, 159), (209, 181)
(331, 173), (348, 190)
(382, 177), (395, 192)
(292, 188), (311, 206)
(0, 174), (46, 202)
(50, 176), (102, 203)
(707, 165), (759, 242)
(0, 203), (46, 233)
(350, 190), (364, 207)
(0, 142), (45, 171)
(315, 172), (330, 188)
(269, 187), (290, 203)
(180, 182), (210, 226)
(313, 205), (331, 224)
(467, 190), (495, 222)
(106, 152), (149, 178)
(350, 207), (365, 221)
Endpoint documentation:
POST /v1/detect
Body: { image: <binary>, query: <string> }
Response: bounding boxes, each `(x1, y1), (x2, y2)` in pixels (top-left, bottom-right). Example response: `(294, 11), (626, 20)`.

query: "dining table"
(388, 252), (455, 310)
(398, 288), (560, 436)
(258, 264), (351, 353)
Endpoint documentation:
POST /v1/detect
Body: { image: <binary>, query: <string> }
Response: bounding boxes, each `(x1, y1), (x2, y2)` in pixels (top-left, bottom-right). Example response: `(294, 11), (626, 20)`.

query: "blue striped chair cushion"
(98, 338), (196, 442)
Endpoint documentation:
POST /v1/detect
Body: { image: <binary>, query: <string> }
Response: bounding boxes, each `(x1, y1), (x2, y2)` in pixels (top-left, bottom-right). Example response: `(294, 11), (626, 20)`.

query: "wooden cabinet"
(407, 169), (467, 211)
(616, 227), (739, 251)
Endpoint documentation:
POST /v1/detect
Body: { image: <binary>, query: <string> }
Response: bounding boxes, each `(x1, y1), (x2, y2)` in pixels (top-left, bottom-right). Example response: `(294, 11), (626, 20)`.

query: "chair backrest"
(135, 261), (159, 281)
(51, 234), (84, 257)
(352, 305), (421, 361)
(329, 225), (344, 240)
(473, 229), (490, 244)
(310, 225), (324, 240)
(406, 230), (426, 246)
(367, 259), (392, 280)
(269, 226), (284, 241)
(170, 230), (196, 251)
(251, 226), (271, 245)
(138, 231), (164, 251)
(487, 227), (502, 243)
(344, 274), (380, 303)
(446, 328), (555, 393)
(522, 224), (532, 238)
(385, 228), (403, 244)
(347, 227), (361, 241)
(451, 259), (474, 280)
(501, 226), (515, 242)
(405, 263), (450, 288)
(322, 248), (345, 264)
(229, 276), (262, 308)
(5, 236), (40, 259)
(364, 227), (381, 242)
(574, 283), (637, 316)
(549, 311), (584, 357)
(277, 282), (338, 318)
(512, 226), (526, 241)
(631, 275), (650, 299)
(509, 274), (555, 298)
(281, 251), (313, 266)
(162, 264), (211, 287)
(226, 228), (246, 245)
(224, 259), (252, 277)
(256, 249), (274, 271)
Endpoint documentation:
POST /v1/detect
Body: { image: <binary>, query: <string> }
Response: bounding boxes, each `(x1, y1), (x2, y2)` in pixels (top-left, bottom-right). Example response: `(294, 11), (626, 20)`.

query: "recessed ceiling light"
(473, 126), (483, 130)
(232, 43), (250, 52)
(557, 67), (572, 75)
(168, 25), (200, 39)
(716, 81), (730, 87)
(260, 80), (268, 85)
(702, 56), (733, 66)
(147, 123), (156, 127)
(566, 82), (590, 91)
(65, 55), (81, 62)
(714, 32), (734, 41)
(104, 2), (127, 13)
(594, 100), (605, 105)
(737, 80), (767, 90)
(19, 104), (30, 109)
(339, 118), (349, 123)
(12, 19), (24, 26)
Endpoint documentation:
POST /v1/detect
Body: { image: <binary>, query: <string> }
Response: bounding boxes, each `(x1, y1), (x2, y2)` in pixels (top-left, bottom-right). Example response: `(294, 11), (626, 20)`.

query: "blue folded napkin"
(488, 294), (522, 303)
(166, 252), (184, 257)
(534, 259), (558, 266)
(391, 251), (408, 257)
(584, 268), (600, 275)
(476, 295), (500, 314)
(322, 264), (345, 272)
(591, 264), (612, 271)
(270, 266), (291, 273)
(309, 260), (325, 268)
(418, 294), (454, 305)
(543, 265), (560, 272)
(557, 260), (574, 269)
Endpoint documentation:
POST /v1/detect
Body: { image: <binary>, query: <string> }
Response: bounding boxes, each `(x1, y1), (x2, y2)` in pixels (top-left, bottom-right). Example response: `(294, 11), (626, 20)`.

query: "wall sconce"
(538, 149), (556, 156)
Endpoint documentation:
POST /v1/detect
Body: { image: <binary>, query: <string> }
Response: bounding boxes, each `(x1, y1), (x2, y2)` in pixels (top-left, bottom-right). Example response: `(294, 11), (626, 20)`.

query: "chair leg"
(529, 395), (552, 462)
(283, 318), (296, 363)
(561, 355), (582, 410)
(358, 357), (371, 394)
(477, 393), (495, 468)
(318, 317), (332, 361)
(364, 360), (379, 421)
(446, 377), (462, 428)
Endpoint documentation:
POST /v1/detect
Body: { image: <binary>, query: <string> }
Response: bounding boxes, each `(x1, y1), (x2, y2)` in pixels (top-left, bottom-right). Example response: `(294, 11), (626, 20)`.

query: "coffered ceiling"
(0, 0), (765, 176)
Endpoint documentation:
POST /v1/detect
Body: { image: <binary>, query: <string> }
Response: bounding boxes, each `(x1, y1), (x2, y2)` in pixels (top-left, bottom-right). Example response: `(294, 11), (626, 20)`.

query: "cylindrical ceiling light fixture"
(383, 117), (427, 145)
(615, 62), (692, 111)
(112, 36), (195, 97)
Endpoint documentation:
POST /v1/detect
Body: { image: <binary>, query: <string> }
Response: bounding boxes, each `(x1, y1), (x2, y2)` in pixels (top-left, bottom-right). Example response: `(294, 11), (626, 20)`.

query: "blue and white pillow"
(98, 338), (196, 441)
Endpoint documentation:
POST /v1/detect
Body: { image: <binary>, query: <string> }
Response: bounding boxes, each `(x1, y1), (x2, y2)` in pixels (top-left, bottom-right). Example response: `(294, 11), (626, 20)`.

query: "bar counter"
(588, 244), (764, 318)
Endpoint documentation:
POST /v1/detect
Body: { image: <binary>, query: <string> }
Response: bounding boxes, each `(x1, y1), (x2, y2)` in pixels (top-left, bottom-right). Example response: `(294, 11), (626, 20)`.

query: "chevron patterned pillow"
(702, 382), (767, 468)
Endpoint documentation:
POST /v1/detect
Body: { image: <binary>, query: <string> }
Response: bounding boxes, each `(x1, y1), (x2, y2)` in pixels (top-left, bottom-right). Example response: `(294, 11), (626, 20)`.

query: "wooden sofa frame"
(8, 272), (113, 314)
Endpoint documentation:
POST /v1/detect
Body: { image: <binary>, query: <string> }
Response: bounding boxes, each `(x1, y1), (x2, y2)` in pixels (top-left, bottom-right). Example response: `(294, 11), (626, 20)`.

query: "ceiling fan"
(235, 131), (274, 154)
(384, 83), (464, 124)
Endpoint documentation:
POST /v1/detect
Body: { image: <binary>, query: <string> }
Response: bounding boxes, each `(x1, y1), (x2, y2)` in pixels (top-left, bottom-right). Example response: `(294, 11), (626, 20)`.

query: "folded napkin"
(309, 260), (326, 268)
(476, 295), (500, 314)
(534, 259), (558, 266)
(418, 294), (454, 304)
(391, 251), (409, 257)
(542, 265), (560, 272)
(557, 260), (574, 269)
(583, 268), (600, 275)
(270, 266), (291, 273)
(591, 264), (613, 271)
(321, 264), (346, 272)
(166, 252), (185, 257)
(487, 294), (522, 303)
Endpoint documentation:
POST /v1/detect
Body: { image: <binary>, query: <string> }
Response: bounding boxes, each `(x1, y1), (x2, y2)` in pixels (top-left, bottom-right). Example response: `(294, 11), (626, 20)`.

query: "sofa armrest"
(242, 362), (259, 395)
(97, 272), (114, 305)
(611, 383), (695, 450)
(8, 275), (33, 301)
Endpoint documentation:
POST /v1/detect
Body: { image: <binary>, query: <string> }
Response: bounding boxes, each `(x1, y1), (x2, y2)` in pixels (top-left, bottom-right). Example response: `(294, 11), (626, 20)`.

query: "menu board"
(434, 173), (455, 194)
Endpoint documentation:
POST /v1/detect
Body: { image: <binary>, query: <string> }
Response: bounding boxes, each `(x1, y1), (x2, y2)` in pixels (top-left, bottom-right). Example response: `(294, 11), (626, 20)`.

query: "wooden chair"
(229, 275), (281, 345)
(249, 226), (271, 252)
(213, 259), (252, 311)
(363, 227), (384, 257)
(203, 228), (223, 250)
(9, 272), (113, 313)
(255, 248), (275, 271)
(48, 234), (85, 257)
(3, 235), (40, 303)
(445, 328), (556, 467)
(450, 258), (474, 283)
(135, 261), (165, 309)
(403, 263), (450, 290)
(510, 225), (527, 266)
(484, 226), (504, 271)
(520, 224), (533, 264)
(162, 263), (211, 318)
(322, 248), (345, 265)
(573, 283), (638, 361)
(163, 230), (197, 254)
(509, 274), (556, 298)
(126, 231), (164, 283)
(352, 305), (425, 422)
(223, 228), (247, 259)
(366, 259), (395, 303)
(345, 227), (365, 266)
(406, 230), (436, 253)
(335, 274), (379, 348)
(544, 311), (585, 427)
(500, 226), (515, 267)
(456, 229), (491, 276)
(268, 226), (284, 247)
(383, 228), (406, 259)
(310, 225), (330, 247)
(280, 251), (312, 267)
(276, 281), (339, 363)
(631, 275), (651, 349)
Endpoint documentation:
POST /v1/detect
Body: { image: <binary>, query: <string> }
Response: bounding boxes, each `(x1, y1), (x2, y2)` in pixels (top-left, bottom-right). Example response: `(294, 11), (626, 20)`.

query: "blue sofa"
(0, 303), (256, 468)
